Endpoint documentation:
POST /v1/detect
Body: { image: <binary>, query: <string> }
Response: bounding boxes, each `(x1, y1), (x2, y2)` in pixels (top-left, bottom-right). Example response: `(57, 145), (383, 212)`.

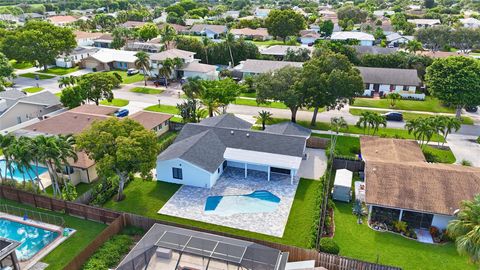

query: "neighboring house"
(56, 46), (99, 68)
(121, 21), (147, 29)
(356, 66), (423, 99)
(254, 8), (271, 18)
(460, 17), (480, 28)
(125, 40), (162, 53)
(331, 31), (375, 46)
(48, 15), (78, 26)
(153, 12), (168, 24)
(385, 33), (414, 47)
(299, 30), (321, 45)
(17, 105), (172, 185)
(19, 13), (45, 22)
(319, 9), (338, 23)
(0, 14), (20, 24)
(223, 10), (240, 19)
(230, 28), (271, 40)
(188, 24), (228, 39)
(360, 136), (480, 231)
(233, 59), (303, 77)
(74, 30), (104, 46)
(373, 10), (395, 17)
(309, 24), (320, 33)
(185, 18), (203, 26)
(156, 114), (310, 188)
(93, 33), (114, 48)
(0, 90), (62, 131)
(352, 45), (399, 55)
(407, 19), (441, 28)
(80, 48), (139, 71)
(260, 45), (313, 60)
(178, 62), (219, 80)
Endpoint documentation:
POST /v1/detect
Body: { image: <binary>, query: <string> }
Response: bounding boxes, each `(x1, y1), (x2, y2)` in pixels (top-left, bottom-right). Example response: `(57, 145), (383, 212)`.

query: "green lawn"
(19, 73), (56, 80)
(334, 202), (474, 270)
(10, 60), (33, 69)
(45, 181), (99, 198)
(0, 198), (107, 270)
(268, 118), (445, 142)
(144, 104), (180, 115)
(130, 87), (164, 95)
(239, 92), (257, 98)
(349, 108), (474, 125)
(234, 98), (322, 112)
(312, 134), (360, 159)
(99, 98), (129, 107)
(23, 86), (44, 93)
(39, 66), (80, 76)
(54, 92), (62, 98)
(106, 70), (144, 84)
(104, 178), (322, 248)
(422, 145), (456, 163)
(353, 97), (455, 113)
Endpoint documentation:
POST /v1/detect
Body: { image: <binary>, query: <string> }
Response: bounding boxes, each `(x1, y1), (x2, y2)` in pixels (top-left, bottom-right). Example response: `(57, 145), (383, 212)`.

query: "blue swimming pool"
(0, 160), (48, 182)
(0, 218), (58, 261)
(205, 190), (281, 216)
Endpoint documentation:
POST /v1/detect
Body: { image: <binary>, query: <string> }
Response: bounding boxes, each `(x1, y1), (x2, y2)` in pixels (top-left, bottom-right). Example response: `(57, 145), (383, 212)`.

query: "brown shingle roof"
(23, 112), (109, 135)
(69, 151), (95, 169)
(360, 136), (426, 163)
(69, 104), (118, 116)
(129, 111), (172, 130)
(48, 15), (77, 24)
(74, 30), (103, 40)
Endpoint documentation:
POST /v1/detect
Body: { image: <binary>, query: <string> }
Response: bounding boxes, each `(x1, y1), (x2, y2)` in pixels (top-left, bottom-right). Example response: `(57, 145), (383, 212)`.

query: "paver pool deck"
(158, 167), (299, 237)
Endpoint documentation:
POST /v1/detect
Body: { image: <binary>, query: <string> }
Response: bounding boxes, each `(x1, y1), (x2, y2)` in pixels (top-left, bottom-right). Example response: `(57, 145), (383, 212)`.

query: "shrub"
(393, 220), (408, 234)
(429, 226), (439, 237)
(319, 238), (340, 254)
(477, 136), (480, 144)
(461, 159), (472, 166)
(82, 235), (133, 270)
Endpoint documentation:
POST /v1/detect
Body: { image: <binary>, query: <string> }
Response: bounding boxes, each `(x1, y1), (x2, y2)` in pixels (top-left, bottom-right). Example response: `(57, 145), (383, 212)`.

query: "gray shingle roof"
(356, 66), (422, 86)
(234, 59), (303, 74)
(0, 90), (26, 100)
(20, 91), (60, 107)
(264, 122), (311, 138)
(199, 114), (252, 129)
(260, 45), (313, 56)
(352, 45), (398, 55)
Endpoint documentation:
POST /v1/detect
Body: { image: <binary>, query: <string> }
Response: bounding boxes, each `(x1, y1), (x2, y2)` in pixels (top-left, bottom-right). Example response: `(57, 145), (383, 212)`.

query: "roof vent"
(33, 128), (37, 131)
(246, 133), (250, 137)
(73, 115), (78, 119)
(87, 117), (91, 120)
(230, 130), (234, 135)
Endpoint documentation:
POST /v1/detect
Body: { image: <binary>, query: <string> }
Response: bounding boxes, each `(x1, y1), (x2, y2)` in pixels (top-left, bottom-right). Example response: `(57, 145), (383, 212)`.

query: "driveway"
(446, 134), (480, 167)
(298, 148), (328, 180)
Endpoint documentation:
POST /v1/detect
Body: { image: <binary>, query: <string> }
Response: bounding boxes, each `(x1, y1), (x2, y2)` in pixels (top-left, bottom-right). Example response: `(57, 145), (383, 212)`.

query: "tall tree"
(200, 78), (241, 116)
(0, 21), (76, 70)
(60, 86), (86, 109)
(319, 20), (334, 37)
(225, 33), (235, 67)
(77, 118), (159, 201)
(426, 56), (480, 119)
(415, 26), (451, 52)
(405, 40), (423, 53)
(337, 5), (368, 24)
(111, 27), (135, 49)
(255, 110), (273, 130)
(255, 66), (305, 122)
(78, 73), (117, 105)
(134, 51), (151, 86)
(0, 53), (14, 90)
(161, 24), (177, 50)
(265, 9), (306, 43)
(137, 22), (159, 41)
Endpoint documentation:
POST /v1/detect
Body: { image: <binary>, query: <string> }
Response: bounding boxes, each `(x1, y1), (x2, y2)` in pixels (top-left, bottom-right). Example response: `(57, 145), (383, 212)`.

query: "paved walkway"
(446, 134), (480, 167)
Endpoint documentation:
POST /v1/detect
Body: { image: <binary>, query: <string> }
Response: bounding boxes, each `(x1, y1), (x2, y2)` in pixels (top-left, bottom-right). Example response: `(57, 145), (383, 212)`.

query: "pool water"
(205, 190), (281, 216)
(0, 160), (48, 182)
(0, 218), (59, 261)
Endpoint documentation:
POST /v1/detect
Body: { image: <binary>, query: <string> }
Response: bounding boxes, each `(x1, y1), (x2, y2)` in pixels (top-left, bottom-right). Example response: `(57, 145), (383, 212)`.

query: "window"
(270, 167), (291, 175)
(172, 167), (183, 179)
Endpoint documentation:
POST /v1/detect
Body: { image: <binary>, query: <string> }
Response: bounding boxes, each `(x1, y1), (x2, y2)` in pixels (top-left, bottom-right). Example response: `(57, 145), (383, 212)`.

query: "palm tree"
(225, 33), (235, 67)
(202, 37), (210, 64)
(371, 114), (387, 135)
(447, 194), (480, 263)
(387, 92), (401, 108)
(255, 110), (273, 130)
(330, 116), (348, 134)
(29, 136), (47, 192)
(182, 77), (204, 99)
(134, 51), (151, 86)
(158, 58), (175, 88)
(58, 76), (77, 88)
(161, 24), (177, 50)
(40, 136), (63, 198)
(56, 135), (78, 199)
(405, 118), (422, 141)
(9, 137), (33, 188)
(442, 117), (461, 146)
(0, 134), (16, 182)
(356, 111), (373, 135)
(200, 96), (220, 117)
(405, 40), (423, 53)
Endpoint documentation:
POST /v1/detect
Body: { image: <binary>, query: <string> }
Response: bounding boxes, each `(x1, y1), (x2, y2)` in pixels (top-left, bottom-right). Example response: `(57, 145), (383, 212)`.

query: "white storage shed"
(332, 169), (353, 202)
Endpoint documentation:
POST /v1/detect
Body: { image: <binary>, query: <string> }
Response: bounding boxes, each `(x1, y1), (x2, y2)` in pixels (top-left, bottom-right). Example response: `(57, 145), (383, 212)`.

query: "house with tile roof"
(233, 59), (303, 78)
(150, 49), (218, 80)
(188, 24), (228, 39)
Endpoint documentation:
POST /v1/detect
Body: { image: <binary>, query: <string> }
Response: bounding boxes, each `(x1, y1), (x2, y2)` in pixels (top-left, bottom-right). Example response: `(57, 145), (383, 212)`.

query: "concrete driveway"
(298, 148), (328, 180)
(446, 134), (480, 167)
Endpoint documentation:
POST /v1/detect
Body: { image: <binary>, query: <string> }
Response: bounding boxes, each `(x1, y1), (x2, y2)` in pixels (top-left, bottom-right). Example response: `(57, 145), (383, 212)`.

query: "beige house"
(81, 48), (138, 71)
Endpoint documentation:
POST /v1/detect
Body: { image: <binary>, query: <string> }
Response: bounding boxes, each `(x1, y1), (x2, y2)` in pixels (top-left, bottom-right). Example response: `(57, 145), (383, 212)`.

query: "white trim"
(224, 148), (302, 170)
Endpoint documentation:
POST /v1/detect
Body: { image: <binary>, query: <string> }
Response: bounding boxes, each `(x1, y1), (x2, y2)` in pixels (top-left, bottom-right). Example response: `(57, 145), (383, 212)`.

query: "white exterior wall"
(227, 161), (269, 172)
(183, 70), (219, 80)
(431, 214), (454, 230)
(300, 37), (317, 44)
(360, 40), (373, 46)
(152, 122), (169, 136)
(378, 84), (390, 92)
(156, 158), (216, 188)
(0, 103), (60, 130)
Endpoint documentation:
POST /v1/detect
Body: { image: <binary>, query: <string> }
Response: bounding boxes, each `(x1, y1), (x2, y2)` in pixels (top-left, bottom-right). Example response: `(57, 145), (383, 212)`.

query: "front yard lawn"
(39, 66), (79, 76)
(130, 87), (164, 95)
(334, 202), (474, 270)
(99, 98), (129, 107)
(0, 198), (107, 270)
(103, 178), (322, 248)
(144, 104), (180, 115)
(19, 73), (56, 80)
(353, 97), (455, 113)
(10, 60), (33, 69)
(234, 97), (289, 109)
(349, 108), (474, 125)
(23, 86), (44, 93)
(422, 145), (456, 163)
(106, 70), (144, 84)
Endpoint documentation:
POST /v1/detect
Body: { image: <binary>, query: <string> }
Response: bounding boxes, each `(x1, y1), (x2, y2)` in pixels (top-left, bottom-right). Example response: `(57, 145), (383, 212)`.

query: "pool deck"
(0, 212), (75, 270)
(158, 167), (299, 237)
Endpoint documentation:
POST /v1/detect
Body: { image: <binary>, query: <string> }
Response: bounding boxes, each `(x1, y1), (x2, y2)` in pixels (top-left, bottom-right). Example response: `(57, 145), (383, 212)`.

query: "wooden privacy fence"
(0, 185), (120, 224)
(64, 215), (125, 270)
(307, 136), (330, 149)
(333, 158), (365, 172)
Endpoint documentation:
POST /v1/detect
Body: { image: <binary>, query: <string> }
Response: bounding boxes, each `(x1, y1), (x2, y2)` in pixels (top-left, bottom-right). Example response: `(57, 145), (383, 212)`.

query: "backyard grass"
(106, 70), (144, 84)
(267, 118), (445, 142)
(0, 198), (107, 270)
(144, 104), (180, 115)
(349, 108), (474, 125)
(19, 73), (56, 80)
(312, 134), (360, 159)
(39, 66), (80, 76)
(104, 178), (322, 248)
(333, 202), (474, 270)
(130, 86), (164, 95)
(99, 98), (129, 107)
(10, 60), (33, 69)
(23, 86), (44, 93)
(44, 181), (99, 198)
(352, 97), (455, 113)
(422, 145), (456, 164)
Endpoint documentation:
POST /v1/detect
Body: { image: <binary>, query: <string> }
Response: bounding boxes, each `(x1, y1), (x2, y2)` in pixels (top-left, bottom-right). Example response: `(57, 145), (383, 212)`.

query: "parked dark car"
(154, 77), (169, 86)
(126, 69), (139, 76)
(114, 109), (129, 118)
(465, 105), (478, 113)
(383, 111), (403, 121)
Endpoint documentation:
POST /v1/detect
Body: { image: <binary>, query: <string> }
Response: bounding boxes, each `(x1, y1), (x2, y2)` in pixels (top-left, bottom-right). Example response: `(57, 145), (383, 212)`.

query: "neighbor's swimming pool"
(0, 160), (48, 182)
(205, 190), (281, 216)
(0, 218), (59, 261)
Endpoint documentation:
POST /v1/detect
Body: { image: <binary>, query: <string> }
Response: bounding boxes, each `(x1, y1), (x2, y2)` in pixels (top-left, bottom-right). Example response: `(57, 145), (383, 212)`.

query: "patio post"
(267, 166), (270, 181)
(399, 209), (404, 221)
(368, 205), (373, 223)
(290, 169), (293, 185)
(244, 163), (247, 178)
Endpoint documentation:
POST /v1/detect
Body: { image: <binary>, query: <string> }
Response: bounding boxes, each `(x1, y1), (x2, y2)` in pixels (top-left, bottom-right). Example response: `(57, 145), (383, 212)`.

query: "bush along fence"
(0, 185), (400, 270)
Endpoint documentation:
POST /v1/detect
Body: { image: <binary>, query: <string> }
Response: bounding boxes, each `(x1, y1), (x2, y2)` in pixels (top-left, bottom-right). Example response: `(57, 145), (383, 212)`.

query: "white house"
(356, 66), (423, 99)
(259, 45), (313, 60)
(80, 48), (138, 71)
(74, 30), (104, 46)
(56, 46), (99, 68)
(385, 33), (414, 47)
(407, 19), (441, 28)
(360, 136), (480, 231)
(460, 17), (480, 28)
(254, 8), (271, 18)
(156, 114), (310, 188)
(300, 30), (321, 45)
(188, 24), (227, 39)
(223, 11), (240, 19)
(233, 59), (303, 78)
(331, 31), (375, 46)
